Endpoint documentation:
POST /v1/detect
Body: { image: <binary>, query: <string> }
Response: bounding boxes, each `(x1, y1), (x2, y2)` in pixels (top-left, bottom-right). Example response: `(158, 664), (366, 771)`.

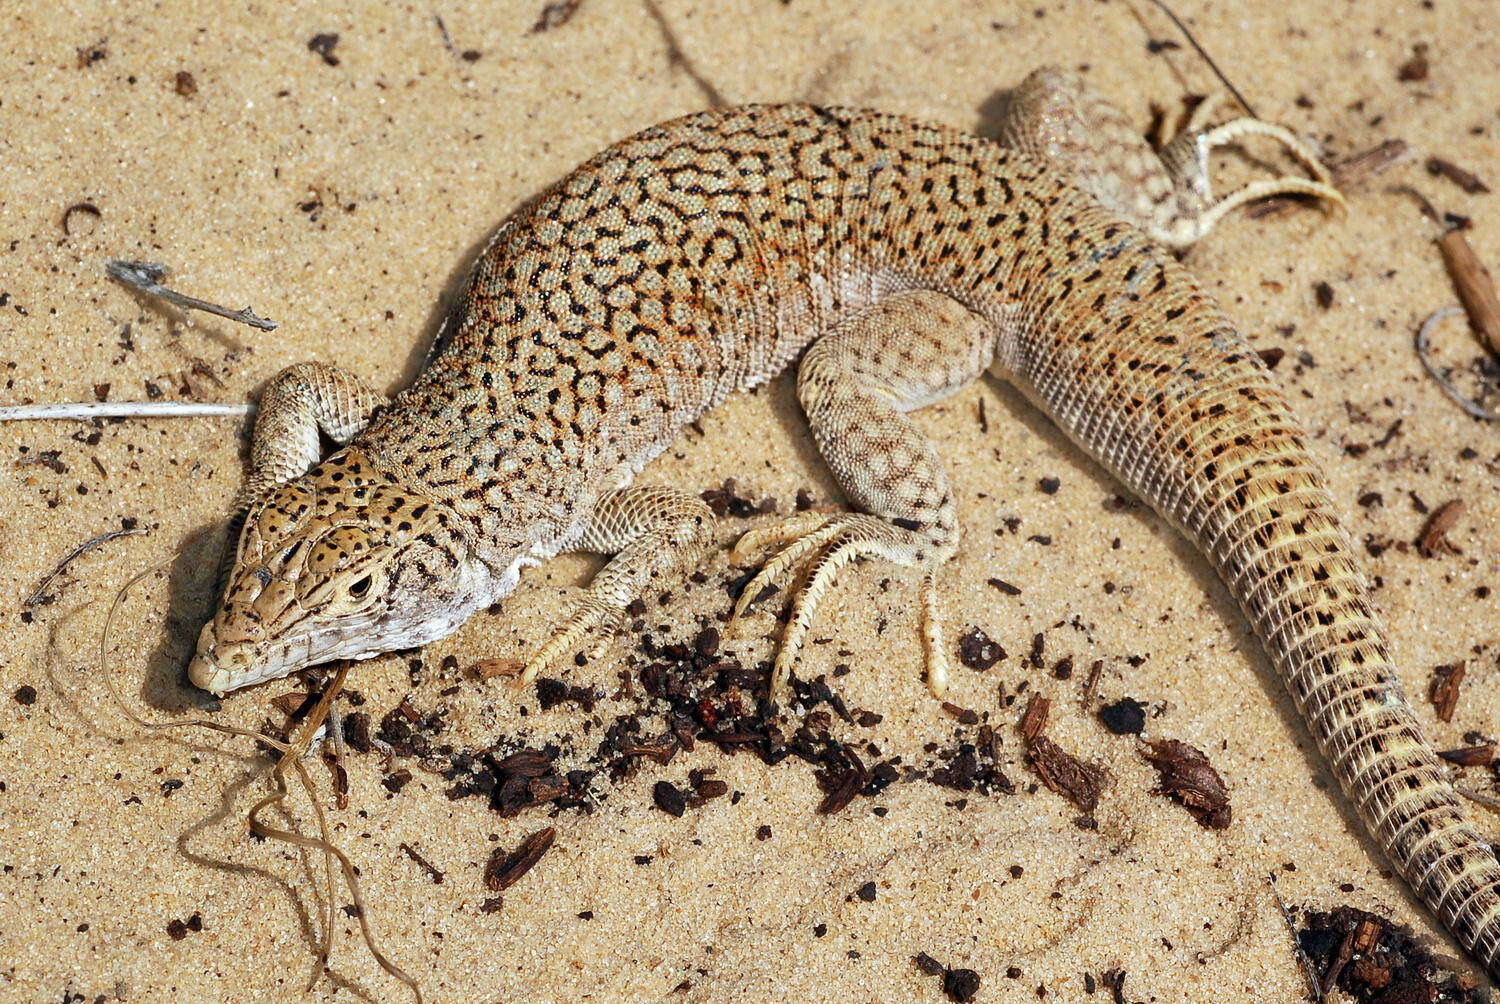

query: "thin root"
(100, 563), (424, 1003)
(1415, 306), (1500, 420)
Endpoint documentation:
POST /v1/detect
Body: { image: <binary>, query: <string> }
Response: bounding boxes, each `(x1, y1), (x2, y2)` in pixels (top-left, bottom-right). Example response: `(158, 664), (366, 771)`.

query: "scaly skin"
(188, 73), (1498, 977)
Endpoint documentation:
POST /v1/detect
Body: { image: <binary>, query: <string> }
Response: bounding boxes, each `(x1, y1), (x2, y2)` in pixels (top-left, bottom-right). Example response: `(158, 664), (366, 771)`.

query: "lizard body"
(187, 70), (1499, 977)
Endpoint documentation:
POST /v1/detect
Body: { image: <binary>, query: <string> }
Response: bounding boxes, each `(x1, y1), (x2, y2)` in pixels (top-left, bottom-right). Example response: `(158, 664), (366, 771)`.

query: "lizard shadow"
(977, 373), (1415, 907)
(138, 520), (232, 712)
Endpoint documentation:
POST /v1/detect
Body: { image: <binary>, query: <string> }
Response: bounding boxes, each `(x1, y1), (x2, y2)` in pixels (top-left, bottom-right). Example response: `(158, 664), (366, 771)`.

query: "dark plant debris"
(700, 478), (776, 519)
(61, 202), (101, 237)
(1429, 662), (1465, 723)
(1019, 695), (1106, 815)
(532, 0), (583, 32)
(1417, 499), (1465, 557)
(1396, 43), (1429, 82)
(957, 627), (1005, 670)
(1314, 280), (1335, 310)
(1139, 738), (1231, 829)
(1437, 743), (1494, 767)
(307, 33), (341, 66)
(483, 826), (556, 892)
(1098, 697), (1145, 735)
(1426, 156), (1491, 195)
(1298, 904), (1485, 1002)
(25, 523), (148, 609)
(911, 952), (982, 1003)
(165, 913), (203, 941)
(399, 842), (445, 884)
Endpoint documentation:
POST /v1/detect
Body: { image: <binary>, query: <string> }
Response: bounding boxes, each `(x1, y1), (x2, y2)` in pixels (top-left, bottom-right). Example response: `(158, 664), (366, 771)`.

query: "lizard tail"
(1000, 206), (1500, 977)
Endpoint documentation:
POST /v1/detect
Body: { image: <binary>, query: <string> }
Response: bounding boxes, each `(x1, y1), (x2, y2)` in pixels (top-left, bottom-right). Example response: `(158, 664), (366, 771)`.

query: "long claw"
(729, 522), (847, 623)
(729, 513), (831, 566)
(769, 538), (862, 699)
(516, 594), (619, 688)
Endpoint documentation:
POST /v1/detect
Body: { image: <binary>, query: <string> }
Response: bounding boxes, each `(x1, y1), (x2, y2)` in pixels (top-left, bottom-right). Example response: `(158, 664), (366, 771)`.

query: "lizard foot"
(728, 512), (953, 701)
(1161, 99), (1346, 237)
(514, 593), (622, 690)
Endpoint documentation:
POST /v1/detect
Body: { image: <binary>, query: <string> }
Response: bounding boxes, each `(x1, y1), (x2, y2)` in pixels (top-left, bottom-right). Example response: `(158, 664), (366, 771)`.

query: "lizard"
(182, 66), (1500, 979)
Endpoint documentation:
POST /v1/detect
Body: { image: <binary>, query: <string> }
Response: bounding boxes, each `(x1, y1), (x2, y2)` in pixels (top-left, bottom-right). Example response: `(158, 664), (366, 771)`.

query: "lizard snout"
(187, 622), (260, 695)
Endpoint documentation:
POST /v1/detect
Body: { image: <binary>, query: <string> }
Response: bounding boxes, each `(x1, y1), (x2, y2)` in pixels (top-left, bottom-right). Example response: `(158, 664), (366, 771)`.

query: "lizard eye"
(348, 574), (373, 599)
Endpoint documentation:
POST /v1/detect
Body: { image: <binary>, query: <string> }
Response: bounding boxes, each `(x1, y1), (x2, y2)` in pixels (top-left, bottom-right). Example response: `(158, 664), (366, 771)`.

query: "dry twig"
(106, 259), (278, 330)
(25, 525), (148, 607)
(1268, 872), (1324, 1002)
(0, 401), (252, 421)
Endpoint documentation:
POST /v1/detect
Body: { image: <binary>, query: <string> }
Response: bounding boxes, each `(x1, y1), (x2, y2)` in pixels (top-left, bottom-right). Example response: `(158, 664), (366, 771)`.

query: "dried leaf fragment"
(1140, 738), (1231, 829)
(1027, 733), (1107, 814)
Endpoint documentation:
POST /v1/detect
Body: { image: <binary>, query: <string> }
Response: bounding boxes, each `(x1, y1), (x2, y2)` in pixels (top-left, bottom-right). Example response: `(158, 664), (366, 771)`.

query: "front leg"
(237, 362), (388, 509)
(517, 486), (716, 685)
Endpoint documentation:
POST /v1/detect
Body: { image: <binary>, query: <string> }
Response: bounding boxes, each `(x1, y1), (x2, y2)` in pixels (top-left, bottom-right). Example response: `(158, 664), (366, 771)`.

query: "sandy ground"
(2, 1), (1498, 1001)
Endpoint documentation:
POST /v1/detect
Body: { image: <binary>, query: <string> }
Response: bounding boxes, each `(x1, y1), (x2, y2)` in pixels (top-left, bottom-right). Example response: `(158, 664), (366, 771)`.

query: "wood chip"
(1429, 663), (1466, 723)
(1018, 693), (1049, 743)
(1437, 230), (1500, 356)
(1417, 499), (1465, 557)
(483, 826), (556, 892)
(471, 657), (523, 680)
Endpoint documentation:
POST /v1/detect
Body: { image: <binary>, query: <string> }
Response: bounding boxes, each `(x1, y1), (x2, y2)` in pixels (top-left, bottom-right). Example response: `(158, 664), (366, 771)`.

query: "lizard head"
(187, 450), (491, 695)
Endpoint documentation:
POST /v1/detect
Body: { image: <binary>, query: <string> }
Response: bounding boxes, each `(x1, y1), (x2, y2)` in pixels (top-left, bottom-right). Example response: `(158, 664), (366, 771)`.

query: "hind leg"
(730, 290), (995, 700)
(995, 65), (1342, 250)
